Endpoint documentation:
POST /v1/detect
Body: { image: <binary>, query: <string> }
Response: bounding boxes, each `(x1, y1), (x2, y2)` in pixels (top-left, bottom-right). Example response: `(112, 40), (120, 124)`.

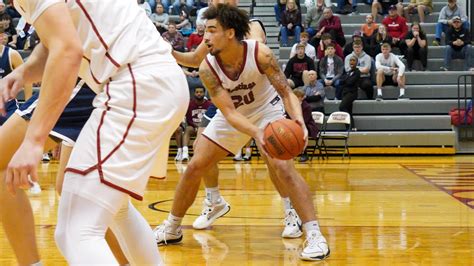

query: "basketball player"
(155, 4), (330, 261)
(1, 1), (188, 264)
(167, 0), (304, 239)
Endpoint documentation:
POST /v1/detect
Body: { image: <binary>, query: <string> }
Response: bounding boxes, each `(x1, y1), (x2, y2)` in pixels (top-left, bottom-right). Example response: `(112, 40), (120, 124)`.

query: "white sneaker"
(42, 153), (50, 162)
(28, 182), (42, 195)
(192, 198), (231, 229)
(300, 230), (330, 261)
(174, 150), (182, 161)
(153, 220), (183, 245)
(181, 152), (189, 161)
(281, 209), (303, 238)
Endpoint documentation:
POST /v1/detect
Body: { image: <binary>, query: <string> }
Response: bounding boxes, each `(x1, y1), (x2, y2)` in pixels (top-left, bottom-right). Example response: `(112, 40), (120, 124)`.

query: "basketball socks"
(30, 262), (43, 266)
(206, 187), (222, 204)
(167, 213), (183, 230)
(183, 146), (188, 154)
(377, 88), (382, 96)
(303, 221), (321, 234)
(399, 88), (405, 96)
(282, 197), (292, 211)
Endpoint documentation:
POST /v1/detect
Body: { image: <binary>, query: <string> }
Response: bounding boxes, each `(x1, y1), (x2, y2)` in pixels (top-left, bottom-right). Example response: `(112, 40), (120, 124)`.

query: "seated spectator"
(434, 0), (469, 46)
(401, 0), (432, 23)
(284, 43), (316, 88)
(0, 13), (15, 45)
(304, 0), (326, 39)
(181, 87), (211, 161)
(370, 24), (393, 57)
(375, 43), (407, 101)
(150, 3), (169, 34)
(318, 8), (346, 47)
(186, 23), (205, 51)
(382, 5), (408, 53)
(5, 0), (20, 19)
(280, 0), (302, 47)
(195, 5), (208, 26)
(339, 56), (361, 129)
(318, 43), (344, 100)
(176, 9), (193, 36)
(274, 0), (301, 26)
(194, 0), (208, 10)
(405, 22), (428, 71)
(345, 40), (374, 99)
(344, 30), (364, 58)
(372, 0), (402, 22)
(162, 22), (185, 52)
(361, 14), (378, 49)
(442, 16), (472, 71)
(293, 88), (320, 162)
(303, 70), (326, 111)
(336, 0), (358, 15)
(317, 33), (344, 60)
(138, 0), (152, 17)
(290, 32), (316, 60)
(167, 0), (195, 15)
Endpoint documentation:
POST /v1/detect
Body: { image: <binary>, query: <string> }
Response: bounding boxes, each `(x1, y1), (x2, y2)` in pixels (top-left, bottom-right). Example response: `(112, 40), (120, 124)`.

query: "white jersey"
(375, 52), (406, 76)
(205, 40), (280, 117)
(14, 0), (174, 92)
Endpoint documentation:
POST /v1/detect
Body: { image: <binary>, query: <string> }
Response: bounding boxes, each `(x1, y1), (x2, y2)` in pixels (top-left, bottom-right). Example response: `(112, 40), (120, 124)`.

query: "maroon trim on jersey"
(205, 57), (223, 87)
(201, 134), (234, 156)
(83, 56), (101, 84)
(150, 176), (166, 180)
(76, 0), (121, 68)
(254, 41), (264, 75)
(215, 41), (247, 82)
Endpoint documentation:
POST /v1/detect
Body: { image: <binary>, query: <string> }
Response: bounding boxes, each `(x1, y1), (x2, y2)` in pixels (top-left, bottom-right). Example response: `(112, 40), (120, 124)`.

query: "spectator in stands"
(280, 0), (302, 47)
(318, 43), (344, 100)
(194, 0), (208, 10)
(274, 0), (301, 26)
(285, 43), (316, 88)
(405, 22), (427, 71)
(372, 0), (401, 22)
(167, 0), (195, 15)
(176, 9), (193, 36)
(181, 87), (212, 161)
(339, 56), (361, 129)
(442, 16), (472, 71)
(187, 22), (205, 51)
(382, 5), (408, 53)
(290, 32), (316, 60)
(361, 14), (378, 50)
(304, 0), (326, 39)
(150, 3), (169, 34)
(9, 17), (34, 50)
(344, 30), (364, 58)
(346, 40), (374, 99)
(5, 0), (20, 19)
(293, 88), (319, 162)
(162, 21), (185, 52)
(371, 24), (393, 57)
(138, 0), (152, 17)
(318, 7), (346, 47)
(0, 13), (15, 45)
(336, 0), (358, 15)
(434, 0), (469, 46)
(401, 0), (432, 23)
(375, 43), (407, 101)
(317, 33), (344, 60)
(303, 70), (326, 111)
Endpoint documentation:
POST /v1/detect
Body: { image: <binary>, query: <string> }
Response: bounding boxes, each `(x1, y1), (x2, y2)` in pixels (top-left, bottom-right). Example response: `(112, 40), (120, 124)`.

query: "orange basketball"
(263, 119), (305, 160)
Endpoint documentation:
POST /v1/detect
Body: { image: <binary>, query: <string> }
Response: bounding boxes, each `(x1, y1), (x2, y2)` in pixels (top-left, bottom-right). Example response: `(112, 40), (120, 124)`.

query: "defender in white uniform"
(155, 5), (330, 261)
(3, 0), (188, 264)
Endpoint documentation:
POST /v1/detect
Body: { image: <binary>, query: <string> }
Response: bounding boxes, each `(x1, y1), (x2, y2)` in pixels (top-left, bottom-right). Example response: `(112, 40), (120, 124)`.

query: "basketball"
(263, 119), (305, 160)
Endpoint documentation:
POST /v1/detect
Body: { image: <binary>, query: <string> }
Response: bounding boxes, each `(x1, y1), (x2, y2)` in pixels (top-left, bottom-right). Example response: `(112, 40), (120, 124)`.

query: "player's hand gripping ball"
(263, 119), (305, 160)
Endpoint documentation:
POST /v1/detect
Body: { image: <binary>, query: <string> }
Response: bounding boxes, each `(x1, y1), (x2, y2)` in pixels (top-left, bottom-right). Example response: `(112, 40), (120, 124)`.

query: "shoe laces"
(284, 210), (299, 227)
(155, 220), (176, 245)
(200, 199), (214, 217)
(304, 230), (327, 250)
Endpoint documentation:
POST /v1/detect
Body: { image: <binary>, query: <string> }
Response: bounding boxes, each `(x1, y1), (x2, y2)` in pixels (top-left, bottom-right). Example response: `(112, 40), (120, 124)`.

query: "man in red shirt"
(382, 5), (408, 52)
(317, 7), (345, 47)
(186, 22), (205, 51)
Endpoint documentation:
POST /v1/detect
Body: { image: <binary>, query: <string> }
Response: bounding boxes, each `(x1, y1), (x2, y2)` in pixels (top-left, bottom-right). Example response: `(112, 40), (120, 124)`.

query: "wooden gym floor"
(1, 155), (474, 265)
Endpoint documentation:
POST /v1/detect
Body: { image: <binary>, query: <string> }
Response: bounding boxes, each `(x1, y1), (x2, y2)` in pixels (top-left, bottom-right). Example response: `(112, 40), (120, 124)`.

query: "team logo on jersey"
(228, 82), (256, 93)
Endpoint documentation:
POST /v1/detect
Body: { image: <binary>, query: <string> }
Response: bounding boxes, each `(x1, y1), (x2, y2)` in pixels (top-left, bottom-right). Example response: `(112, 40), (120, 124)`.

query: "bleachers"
(244, 0), (472, 153)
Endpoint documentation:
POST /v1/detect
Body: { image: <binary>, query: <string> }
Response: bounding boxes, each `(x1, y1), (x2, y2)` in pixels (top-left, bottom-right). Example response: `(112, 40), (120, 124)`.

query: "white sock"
(377, 88), (382, 96)
(183, 146), (188, 154)
(234, 150), (242, 159)
(303, 221), (321, 234)
(244, 147), (251, 157)
(167, 213), (183, 229)
(30, 262), (43, 266)
(205, 186), (221, 204)
(399, 88), (405, 96)
(177, 148), (182, 153)
(282, 197), (292, 211)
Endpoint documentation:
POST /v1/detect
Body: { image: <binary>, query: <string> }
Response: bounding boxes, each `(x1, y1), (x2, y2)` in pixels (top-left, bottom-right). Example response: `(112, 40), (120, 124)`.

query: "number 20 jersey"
(205, 40), (281, 117)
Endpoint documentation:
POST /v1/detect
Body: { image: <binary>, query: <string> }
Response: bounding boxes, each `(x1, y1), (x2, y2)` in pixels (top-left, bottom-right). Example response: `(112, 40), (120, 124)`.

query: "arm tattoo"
(260, 50), (292, 97)
(199, 66), (224, 98)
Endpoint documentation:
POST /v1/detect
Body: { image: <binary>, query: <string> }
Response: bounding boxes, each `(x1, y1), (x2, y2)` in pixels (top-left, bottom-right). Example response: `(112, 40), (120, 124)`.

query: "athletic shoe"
(432, 40), (440, 46)
(398, 94), (409, 100)
(300, 230), (330, 261)
(174, 150), (182, 161)
(192, 198), (231, 229)
(281, 209), (303, 238)
(181, 152), (190, 161)
(440, 66), (449, 71)
(375, 95), (383, 102)
(233, 154), (244, 161)
(299, 154), (309, 163)
(28, 182), (42, 195)
(41, 153), (50, 162)
(243, 154), (252, 161)
(154, 220), (183, 245)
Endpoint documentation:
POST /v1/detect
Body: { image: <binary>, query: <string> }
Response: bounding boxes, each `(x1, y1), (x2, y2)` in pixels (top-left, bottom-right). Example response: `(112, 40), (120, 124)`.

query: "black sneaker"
(375, 95), (383, 101)
(398, 94), (409, 100)
(299, 154), (309, 163)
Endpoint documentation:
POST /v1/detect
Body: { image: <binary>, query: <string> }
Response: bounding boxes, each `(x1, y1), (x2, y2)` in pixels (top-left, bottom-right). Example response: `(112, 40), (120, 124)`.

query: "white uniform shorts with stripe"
(202, 96), (285, 155)
(64, 57), (189, 201)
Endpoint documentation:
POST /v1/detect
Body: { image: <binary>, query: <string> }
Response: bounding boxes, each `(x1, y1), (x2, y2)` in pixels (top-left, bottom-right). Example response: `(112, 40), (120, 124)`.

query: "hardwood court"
(1, 156), (474, 265)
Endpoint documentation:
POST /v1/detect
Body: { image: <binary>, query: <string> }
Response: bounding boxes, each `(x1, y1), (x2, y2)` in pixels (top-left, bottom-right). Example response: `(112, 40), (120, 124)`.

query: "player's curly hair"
(203, 4), (250, 41)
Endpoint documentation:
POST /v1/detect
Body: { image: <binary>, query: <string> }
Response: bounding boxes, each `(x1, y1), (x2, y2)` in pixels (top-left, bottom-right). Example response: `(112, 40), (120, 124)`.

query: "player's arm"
(256, 43), (304, 127)
(10, 49), (32, 99)
(199, 61), (260, 140)
(172, 41), (208, 68)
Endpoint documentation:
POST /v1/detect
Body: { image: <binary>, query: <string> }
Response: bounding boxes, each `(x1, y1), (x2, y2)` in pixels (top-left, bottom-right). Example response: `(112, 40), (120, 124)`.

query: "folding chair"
(308, 111), (324, 161)
(319, 111), (351, 158)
